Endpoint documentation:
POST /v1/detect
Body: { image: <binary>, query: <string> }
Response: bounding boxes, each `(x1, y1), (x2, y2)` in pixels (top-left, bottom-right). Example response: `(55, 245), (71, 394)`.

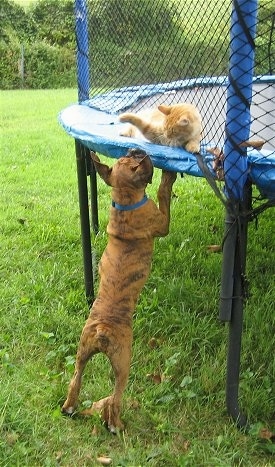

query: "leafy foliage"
(0, 0), (32, 43)
(0, 0), (75, 89)
(88, 0), (177, 45)
(1, 0), (273, 90)
(28, 0), (75, 47)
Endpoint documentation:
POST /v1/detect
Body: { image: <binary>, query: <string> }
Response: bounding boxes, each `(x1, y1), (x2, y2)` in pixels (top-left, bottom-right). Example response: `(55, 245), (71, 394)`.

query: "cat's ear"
(178, 117), (190, 127)
(158, 104), (172, 116)
(90, 152), (112, 186)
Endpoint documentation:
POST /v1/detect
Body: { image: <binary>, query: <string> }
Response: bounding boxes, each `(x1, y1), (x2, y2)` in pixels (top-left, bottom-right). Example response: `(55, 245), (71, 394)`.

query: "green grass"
(0, 89), (274, 466)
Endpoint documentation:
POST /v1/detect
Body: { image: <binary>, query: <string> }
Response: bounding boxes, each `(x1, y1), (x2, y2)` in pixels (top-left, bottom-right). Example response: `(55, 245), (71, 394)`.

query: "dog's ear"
(132, 157), (153, 185)
(90, 152), (112, 186)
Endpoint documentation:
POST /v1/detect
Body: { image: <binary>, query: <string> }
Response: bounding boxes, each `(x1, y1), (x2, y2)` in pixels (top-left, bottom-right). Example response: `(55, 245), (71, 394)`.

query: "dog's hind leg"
(81, 326), (133, 432)
(62, 326), (98, 415)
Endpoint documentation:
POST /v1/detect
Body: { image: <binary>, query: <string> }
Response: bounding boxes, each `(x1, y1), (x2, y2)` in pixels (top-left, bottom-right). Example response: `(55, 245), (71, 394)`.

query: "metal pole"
(224, 0), (258, 200)
(73, 0), (98, 303)
(225, 181), (251, 428)
(74, 0), (90, 102)
(75, 140), (94, 305)
(219, 207), (238, 323)
(225, 222), (247, 428)
(19, 44), (24, 89)
(86, 151), (99, 234)
(221, 0), (258, 427)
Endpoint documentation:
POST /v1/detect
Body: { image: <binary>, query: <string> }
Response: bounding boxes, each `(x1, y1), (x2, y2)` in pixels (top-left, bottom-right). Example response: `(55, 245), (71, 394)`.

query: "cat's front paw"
(185, 141), (200, 153)
(119, 113), (133, 123)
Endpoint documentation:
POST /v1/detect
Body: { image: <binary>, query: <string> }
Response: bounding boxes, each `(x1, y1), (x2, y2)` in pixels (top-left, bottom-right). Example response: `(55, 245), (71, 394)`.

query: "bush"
(0, 0), (273, 89)
(23, 42), (76, 89)
(0, 41), (75, 89)
(29, 0), (74, 47)
(0, 42), (22, 89)
(0, 0), (32, 44)
(88, 0), (177, 45)
(0, 0), (75, 89)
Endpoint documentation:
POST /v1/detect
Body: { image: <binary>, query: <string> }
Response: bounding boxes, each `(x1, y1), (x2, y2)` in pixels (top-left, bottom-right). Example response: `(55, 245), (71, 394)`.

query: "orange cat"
(119, 103), (202, 153)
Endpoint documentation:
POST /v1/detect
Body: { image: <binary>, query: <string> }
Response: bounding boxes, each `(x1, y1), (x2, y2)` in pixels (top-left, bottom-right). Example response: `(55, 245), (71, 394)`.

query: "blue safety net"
(59, 0), (275, 201)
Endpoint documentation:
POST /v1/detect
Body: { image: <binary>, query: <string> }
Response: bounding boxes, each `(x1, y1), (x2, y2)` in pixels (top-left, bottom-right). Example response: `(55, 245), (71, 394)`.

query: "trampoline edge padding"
(58, 103), (275, 200)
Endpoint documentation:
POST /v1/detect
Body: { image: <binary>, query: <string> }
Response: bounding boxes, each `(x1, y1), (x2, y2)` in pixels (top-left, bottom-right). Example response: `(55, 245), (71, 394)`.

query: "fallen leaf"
(5, 432), (19, 445)
(146, 373), (169, 384)
(240, 139), (265, 150)
(55, 451), (62, 463)
(91, 425), (99, 436)
(97, 456), (112, 465)
(183, 440), (190, 451)
(127, 398), (140, 409)
(207, 244), (222, 253)
(148, 337), (160, 349)
(146, 373), (162, 384)
(259, 427), (275, 440)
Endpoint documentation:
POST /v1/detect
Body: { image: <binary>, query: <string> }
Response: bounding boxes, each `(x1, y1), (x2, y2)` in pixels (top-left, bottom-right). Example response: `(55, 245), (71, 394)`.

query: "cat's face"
(159, 104), (202, 143)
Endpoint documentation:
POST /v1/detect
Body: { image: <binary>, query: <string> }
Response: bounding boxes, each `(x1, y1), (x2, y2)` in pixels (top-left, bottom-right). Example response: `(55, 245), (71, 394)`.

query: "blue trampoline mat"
(59, 102), (275, 200)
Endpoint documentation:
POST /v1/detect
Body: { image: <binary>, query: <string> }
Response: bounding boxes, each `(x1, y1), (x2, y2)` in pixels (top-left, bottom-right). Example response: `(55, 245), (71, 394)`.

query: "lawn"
(0, 89), (274, 466)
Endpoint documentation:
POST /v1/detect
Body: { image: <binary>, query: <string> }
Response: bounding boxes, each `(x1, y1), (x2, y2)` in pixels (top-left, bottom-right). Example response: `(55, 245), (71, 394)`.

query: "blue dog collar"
(112, 195), (148, 211)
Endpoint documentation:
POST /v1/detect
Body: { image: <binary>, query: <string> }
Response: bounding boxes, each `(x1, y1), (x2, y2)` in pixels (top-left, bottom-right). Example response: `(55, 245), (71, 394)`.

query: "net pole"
(74, 0), (90, 102)
(224, 0), (258, 200)
(221, 0), (258, 428)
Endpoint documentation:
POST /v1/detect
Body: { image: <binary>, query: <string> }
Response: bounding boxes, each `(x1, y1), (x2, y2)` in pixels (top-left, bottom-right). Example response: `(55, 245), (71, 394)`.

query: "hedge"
(0, 42), (76, 89)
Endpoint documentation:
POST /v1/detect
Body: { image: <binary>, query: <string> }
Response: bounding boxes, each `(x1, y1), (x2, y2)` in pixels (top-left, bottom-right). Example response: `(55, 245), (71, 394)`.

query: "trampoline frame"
(61, 0), (275, 429)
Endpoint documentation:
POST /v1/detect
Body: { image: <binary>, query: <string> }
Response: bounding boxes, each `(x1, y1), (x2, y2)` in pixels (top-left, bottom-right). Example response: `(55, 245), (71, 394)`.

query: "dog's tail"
(96, 325), (111, 352)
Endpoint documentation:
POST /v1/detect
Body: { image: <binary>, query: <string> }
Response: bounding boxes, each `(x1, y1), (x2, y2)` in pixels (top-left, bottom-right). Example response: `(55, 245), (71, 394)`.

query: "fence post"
(19, 44), (24, 88)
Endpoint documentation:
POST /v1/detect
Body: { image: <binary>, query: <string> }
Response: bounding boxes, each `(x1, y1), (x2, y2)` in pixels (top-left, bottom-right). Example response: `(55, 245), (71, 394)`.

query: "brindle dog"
(62, 148), (176, 432)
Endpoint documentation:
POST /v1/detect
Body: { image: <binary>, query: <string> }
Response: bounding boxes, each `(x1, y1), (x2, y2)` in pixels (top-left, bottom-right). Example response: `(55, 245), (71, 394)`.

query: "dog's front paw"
(161, 170), (177, 185)
(61, 401), (77, 416)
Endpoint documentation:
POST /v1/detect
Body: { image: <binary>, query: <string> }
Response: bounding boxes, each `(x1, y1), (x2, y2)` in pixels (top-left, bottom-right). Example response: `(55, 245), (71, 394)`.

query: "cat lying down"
(119, 103), (202, 153)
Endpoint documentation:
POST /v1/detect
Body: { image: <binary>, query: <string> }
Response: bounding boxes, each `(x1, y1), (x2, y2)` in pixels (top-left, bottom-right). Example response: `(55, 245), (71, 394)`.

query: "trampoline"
(60, 75), (275, 200)
(59, 0), (275, 428)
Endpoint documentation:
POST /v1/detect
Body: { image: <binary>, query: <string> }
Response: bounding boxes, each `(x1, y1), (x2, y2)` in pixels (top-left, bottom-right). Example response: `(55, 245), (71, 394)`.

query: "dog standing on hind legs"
(62, 148), (176, 432)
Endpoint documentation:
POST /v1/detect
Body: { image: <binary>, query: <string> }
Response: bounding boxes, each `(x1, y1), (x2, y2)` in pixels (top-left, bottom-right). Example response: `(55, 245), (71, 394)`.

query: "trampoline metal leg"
(220, 183), (251, 429)
(86, 149), (99, 234)
(219, 211), (238, 322)
(75, 140), (94, 305)
(225, 220), (248, 428)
